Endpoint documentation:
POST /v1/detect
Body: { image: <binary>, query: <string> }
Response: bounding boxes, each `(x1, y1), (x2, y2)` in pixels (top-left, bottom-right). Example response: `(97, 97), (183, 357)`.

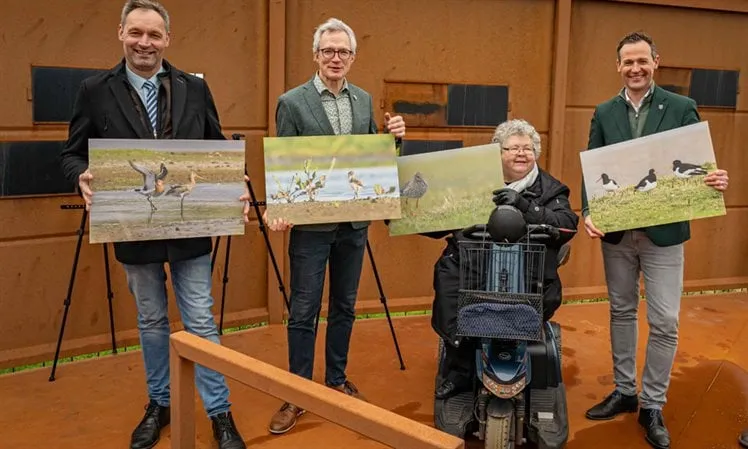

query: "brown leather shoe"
(329, 380), (368, 402)
(268, 402), (305, 435)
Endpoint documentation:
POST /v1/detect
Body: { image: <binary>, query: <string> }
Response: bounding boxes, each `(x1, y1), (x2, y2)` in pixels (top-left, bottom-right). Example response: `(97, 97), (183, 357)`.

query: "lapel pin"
(658, 104), (663, 110)
(353, 94), (358, 101)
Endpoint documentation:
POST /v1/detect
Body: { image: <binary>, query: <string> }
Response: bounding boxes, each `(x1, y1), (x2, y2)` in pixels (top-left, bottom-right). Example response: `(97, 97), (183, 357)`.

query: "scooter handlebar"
(461, 223), (577, 243)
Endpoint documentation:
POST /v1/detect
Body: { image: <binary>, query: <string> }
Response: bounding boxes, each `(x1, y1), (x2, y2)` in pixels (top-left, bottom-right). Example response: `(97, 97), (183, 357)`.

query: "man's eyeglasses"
(319, 48), (353, 60)
(501, 146), (534, 155)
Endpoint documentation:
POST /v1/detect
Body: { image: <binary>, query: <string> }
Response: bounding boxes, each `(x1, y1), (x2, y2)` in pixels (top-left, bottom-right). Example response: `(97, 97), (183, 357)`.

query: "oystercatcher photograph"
(580, 121), (726, 233)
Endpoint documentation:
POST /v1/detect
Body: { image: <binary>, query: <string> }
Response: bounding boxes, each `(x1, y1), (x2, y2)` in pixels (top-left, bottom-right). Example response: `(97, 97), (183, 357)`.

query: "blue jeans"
(287, 224), (367, 386)
(122, 253), (231, 417)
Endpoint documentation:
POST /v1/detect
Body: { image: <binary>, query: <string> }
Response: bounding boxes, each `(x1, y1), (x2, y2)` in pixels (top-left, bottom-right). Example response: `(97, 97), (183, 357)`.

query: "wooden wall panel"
(566, 0), (748, 111)
(0, 0), (267, 129)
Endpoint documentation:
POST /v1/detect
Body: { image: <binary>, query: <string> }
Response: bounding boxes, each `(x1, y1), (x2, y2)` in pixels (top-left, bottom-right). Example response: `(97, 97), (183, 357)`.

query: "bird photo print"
(87, 139), (246, 244)
(262, 134), (401, 225)
(387, 142), (503, 236)
(580, 121), (726, 233)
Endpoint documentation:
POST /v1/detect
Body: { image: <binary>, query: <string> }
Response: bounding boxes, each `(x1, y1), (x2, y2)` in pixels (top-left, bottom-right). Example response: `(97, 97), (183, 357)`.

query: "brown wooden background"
(1, 0), (746, 369)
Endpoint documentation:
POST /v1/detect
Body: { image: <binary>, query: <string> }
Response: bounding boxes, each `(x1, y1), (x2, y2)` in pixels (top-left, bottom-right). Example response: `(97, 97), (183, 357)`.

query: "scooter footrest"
(528, 384), (569, 449)
(434, 391), (474, 438)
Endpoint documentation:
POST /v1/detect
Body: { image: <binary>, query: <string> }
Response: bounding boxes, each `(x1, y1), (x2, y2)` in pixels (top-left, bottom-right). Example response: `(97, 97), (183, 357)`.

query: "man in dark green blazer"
(262, 18), (406, 436)
(581, 32), (729, 449)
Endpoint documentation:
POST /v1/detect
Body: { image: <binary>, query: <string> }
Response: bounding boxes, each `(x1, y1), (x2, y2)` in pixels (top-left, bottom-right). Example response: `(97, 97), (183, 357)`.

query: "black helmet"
(487, 205), (526, 243)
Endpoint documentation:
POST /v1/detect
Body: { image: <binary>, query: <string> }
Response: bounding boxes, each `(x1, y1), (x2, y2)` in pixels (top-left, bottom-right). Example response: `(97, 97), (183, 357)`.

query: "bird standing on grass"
(128, 160), (168, 211)
(672, 159), (708, 178)
(400, 171), (429, 209)
(635, 168), (657, 192)
(596, 173), (620, 194)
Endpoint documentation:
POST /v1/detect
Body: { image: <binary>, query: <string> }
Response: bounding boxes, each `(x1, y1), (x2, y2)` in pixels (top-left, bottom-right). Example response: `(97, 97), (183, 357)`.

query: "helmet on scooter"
(486, 205), (527, 243)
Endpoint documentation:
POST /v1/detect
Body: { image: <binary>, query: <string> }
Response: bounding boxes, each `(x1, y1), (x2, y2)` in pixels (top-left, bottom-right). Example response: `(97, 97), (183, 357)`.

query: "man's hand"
(78, 169), (94, 210)
(239, 175), (251, 223)
(491, 188), (530, 212)
(262, 209), (293, 232)
(584, 215), (605, 238)
(384, 112), (406, 138)
(704, 169), (729, 192)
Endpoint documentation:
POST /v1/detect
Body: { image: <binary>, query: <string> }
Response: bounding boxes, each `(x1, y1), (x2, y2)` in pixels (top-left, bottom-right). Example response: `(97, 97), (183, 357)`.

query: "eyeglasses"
(501, 146), (534, 155)
(318, 48), (353, 60)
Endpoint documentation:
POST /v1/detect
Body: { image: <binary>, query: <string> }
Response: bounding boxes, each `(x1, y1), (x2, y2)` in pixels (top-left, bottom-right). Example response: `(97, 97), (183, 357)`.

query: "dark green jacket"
(581, 85), (700, 247)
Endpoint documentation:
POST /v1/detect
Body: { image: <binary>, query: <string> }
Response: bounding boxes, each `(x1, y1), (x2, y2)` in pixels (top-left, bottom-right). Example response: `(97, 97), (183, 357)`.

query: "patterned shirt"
(313, 72), (353, 135)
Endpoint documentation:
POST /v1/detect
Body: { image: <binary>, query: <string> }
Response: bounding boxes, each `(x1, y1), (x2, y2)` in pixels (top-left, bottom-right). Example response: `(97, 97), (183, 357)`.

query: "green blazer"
(274, 76), (380, 232)
(581, 85), (700, 247)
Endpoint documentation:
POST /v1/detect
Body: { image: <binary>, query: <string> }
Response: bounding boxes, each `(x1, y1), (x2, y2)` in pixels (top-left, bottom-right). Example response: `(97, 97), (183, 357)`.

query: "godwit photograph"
(579, 121), (725, 233)
(387, 142), (503, 237)
(262, 134), (401, 225)
(87, 138), (246, 244)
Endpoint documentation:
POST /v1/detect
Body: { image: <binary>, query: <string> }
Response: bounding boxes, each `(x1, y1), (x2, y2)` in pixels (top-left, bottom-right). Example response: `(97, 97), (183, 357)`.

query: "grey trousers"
(601, 231), (684, 410)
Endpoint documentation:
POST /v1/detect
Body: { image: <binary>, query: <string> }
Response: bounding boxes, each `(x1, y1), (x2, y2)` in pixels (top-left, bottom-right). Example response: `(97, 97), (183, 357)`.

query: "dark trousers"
(287, 223), (368, 387)
(444, 340), (477, 389)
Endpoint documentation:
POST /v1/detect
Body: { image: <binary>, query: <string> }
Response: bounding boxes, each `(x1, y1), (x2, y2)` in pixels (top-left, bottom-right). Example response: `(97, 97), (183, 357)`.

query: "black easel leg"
(366, 239), (406, 370)
(103, 243), (117, 354)
(211, 236), (221, 275)
(49, 208), (88, 382)
(218, 236), (232, 335)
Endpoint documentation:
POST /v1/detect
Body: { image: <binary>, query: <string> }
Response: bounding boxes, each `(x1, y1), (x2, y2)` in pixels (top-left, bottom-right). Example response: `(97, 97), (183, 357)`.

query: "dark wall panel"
(0, 141), (76, 196)
(31, 66), (107, 123)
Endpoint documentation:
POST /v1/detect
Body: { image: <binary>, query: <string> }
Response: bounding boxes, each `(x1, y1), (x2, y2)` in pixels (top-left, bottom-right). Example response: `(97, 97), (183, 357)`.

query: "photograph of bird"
(164, 171), (205, 219)
(128, 160), (168, 211)
(596, 173), (620, 194)
(672, 159), (708, 178)
(348, 170), (364, 199)
(400, 171), (429, 209)
(635, 168), (657, 192)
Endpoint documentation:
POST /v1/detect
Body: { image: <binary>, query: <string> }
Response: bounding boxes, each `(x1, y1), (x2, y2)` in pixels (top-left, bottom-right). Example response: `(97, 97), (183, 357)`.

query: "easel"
(211, 133), (289, 334)
(49, 204), (116, 381)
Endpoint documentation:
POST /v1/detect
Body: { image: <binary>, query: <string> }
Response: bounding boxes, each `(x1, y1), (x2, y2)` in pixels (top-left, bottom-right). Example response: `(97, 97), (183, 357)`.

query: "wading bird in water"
(128, 160), (168, 211)
(165, 171), (205, 219)
(348, 170), (364, 199)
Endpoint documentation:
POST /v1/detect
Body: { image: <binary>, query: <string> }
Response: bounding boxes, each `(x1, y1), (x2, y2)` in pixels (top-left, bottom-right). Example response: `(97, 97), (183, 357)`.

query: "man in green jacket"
(581, 32), (729, 449)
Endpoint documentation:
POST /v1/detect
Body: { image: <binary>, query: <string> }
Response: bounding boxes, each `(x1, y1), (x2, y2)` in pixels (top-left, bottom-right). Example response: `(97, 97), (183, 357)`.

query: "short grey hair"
(312, 18), (357, 53)
(121, 0), (170, 33)
(491, 119), (542, 158)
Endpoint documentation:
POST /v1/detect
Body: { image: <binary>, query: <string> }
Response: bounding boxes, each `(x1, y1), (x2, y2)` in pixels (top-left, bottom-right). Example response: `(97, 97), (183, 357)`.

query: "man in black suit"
(59, 2), (245, 448)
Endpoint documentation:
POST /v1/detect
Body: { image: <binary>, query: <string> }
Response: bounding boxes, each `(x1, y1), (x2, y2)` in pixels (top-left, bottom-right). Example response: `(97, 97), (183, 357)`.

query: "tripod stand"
(49, 204), (117, 381)
(210, 133), (290, 334)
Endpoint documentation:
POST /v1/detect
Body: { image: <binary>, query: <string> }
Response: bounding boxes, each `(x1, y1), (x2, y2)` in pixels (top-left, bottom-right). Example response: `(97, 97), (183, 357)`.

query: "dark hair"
(121, 0), (170, 32)
(616, 31), (657, 60)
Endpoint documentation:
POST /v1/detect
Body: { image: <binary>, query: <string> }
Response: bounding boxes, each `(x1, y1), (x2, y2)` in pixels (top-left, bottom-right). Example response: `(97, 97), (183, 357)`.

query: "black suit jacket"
(60, 59), (225, 264)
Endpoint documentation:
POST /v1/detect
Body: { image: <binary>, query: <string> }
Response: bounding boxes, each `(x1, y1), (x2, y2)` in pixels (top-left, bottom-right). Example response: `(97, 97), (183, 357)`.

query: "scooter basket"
(456, 241), (546, 341)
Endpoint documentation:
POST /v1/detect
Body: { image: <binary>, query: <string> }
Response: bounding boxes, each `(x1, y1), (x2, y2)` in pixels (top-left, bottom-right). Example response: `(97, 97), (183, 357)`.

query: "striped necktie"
(143, 80), (158, 136)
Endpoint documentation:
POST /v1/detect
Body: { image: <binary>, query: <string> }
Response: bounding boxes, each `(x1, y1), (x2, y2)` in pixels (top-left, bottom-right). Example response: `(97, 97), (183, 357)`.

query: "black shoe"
(435, 379), (469, 399)
(130, 401), (170, 449)
(638, 408), (670, 449)
(211, 411), (246, 449)
(585, 390), (638, 420)
(739, 428), (748, 448)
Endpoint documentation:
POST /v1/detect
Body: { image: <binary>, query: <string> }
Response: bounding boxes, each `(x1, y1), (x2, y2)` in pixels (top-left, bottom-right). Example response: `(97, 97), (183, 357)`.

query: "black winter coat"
(427, 168), (579, 347)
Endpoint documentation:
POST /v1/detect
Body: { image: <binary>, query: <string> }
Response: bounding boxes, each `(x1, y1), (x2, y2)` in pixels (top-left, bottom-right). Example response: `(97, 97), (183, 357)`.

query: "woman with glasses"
(427, 118), (580, 400)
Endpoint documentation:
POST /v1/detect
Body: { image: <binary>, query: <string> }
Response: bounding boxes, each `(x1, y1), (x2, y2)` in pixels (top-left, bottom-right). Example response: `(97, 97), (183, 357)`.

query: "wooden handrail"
(169, 331), (464, 449)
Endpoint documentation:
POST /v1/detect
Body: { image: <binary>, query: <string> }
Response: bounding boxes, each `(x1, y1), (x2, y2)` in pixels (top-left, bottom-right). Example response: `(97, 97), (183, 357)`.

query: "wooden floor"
(2, 293), (748, 449)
